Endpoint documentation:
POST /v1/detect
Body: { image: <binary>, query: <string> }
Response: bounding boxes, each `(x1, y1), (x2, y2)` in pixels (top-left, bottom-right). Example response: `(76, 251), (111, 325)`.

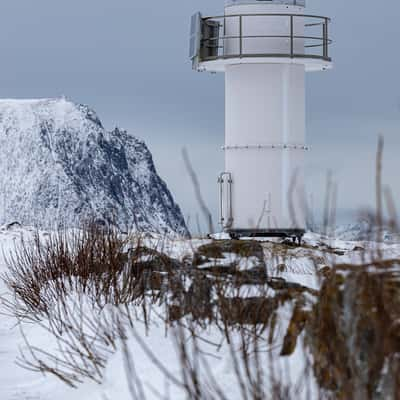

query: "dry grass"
(1, 138), (400, 398)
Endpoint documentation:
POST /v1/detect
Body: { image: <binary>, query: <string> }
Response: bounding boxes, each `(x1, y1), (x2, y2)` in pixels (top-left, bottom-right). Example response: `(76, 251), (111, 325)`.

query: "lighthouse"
(190, 0), (332, 242)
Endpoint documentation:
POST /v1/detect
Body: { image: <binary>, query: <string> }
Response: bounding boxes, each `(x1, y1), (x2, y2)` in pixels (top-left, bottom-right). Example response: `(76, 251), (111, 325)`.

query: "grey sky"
(0, 0), (399, 231)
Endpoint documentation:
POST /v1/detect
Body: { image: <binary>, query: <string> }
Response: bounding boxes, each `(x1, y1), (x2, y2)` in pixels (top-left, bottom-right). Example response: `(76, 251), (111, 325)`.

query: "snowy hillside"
(334, 219), (400, 242)
(0, 98), (188, 235)
(1, 226), (400, 399)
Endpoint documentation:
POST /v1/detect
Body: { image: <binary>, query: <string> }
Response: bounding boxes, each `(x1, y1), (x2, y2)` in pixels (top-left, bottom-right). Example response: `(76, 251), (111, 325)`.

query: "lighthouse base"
(226, 228), (305, 244)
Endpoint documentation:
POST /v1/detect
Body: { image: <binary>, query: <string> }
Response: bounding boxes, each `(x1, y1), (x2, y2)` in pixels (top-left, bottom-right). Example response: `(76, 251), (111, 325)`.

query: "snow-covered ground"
(1, 226), (399, 400)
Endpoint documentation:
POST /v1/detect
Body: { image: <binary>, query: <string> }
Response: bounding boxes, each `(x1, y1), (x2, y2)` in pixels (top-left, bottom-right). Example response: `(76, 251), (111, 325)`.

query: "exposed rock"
(235, 266), (268, 285)
(353, 245), (365, 251)
(194, 240), (265, 264)
(5, 221), (22, 230)
(128, 246), (183, 273)
(126, 246), (184, 295)
(219, 297), (277, 325)
(267, 277), (316, 295)
(193, 240), (266, 282)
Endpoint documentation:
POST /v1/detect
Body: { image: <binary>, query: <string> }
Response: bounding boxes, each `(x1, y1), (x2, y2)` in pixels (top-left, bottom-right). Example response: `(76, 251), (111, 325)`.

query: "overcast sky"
(0, 0), (399, 231)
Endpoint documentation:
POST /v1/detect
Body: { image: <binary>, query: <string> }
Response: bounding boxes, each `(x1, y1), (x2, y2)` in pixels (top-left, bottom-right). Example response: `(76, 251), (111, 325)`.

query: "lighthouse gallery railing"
(198, 14), (332, 63)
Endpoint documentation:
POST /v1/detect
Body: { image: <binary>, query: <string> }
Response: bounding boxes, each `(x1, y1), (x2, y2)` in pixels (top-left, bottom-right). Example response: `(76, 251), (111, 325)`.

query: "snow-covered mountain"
(0, 98), (188, 235)
(334, 219), (400, 242)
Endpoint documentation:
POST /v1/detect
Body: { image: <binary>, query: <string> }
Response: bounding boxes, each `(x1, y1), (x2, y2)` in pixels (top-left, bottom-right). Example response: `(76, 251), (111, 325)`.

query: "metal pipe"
(323, 18), (329, 59)
(218, 174), (224, 226)
(223, 15), (226, 57)
(290, 15), (294, 58)
(203, 13), (331, 21)
(239, 15), (243, 58)
(202, 53), (332, 62)
(227, 174), (233, 228)
(205, 34), (326, 41)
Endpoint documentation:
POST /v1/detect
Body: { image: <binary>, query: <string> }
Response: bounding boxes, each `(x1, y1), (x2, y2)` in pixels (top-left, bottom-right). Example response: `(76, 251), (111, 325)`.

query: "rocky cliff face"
(0, 98), (188, 235)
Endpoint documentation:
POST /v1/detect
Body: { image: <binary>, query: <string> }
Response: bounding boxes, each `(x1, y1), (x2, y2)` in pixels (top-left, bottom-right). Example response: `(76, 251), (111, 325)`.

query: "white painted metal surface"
(224, 4), (305, 57)
(191, 0), (332, 235)
(224, 62), (306, 230)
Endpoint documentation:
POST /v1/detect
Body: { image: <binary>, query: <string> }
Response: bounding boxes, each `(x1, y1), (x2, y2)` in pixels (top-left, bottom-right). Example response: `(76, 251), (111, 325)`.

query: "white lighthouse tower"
(190, 0), (332, 242)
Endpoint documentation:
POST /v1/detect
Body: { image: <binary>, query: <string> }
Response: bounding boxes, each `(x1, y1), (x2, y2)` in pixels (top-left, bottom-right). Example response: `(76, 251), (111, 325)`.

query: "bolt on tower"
(190, 0), (332, 242)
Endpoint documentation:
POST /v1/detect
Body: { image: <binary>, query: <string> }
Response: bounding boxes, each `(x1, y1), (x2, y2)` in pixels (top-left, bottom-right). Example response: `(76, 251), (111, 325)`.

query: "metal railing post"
(239, 15), (243, 57)
(228, 174), (233, 227)
(290, 15), (294, 57)
(199, 13), (330, 63)
(223, 15), (226, 57)
(218, 174), (224, 226)
(323, 18), (329, 59)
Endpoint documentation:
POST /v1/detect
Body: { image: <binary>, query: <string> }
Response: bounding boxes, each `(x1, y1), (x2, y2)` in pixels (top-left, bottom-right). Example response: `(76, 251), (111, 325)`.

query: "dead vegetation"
(1, 227), (317, 396)
(1, 137), (400, 398)
(2, 219), (400, 398)
(307, 261), (400, 399)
